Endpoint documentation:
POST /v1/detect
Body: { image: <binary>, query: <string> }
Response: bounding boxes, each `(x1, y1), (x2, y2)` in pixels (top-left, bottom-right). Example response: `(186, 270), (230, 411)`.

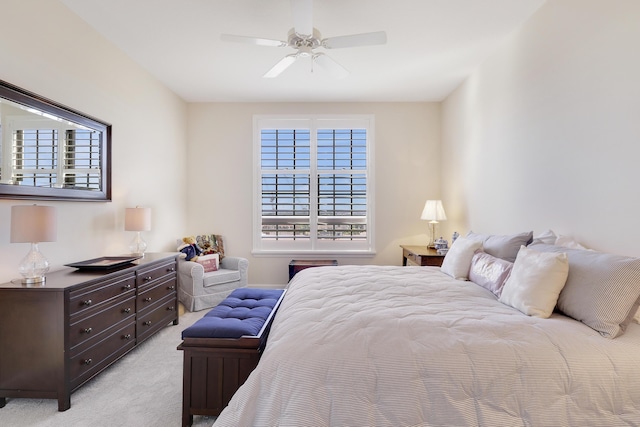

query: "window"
(253, 115), (375, 255)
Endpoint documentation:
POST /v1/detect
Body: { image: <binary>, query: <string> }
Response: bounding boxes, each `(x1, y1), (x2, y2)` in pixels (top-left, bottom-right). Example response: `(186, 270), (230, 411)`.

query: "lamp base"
(427, 221), (437, 248)
(17, 243), (50, 286)
(22, 276), (45, 285)
(129, 232), (147, 258)
(11, 276), (46, 287)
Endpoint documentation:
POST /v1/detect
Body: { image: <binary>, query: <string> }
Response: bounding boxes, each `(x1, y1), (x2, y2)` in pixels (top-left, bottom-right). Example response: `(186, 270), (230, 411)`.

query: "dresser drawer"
(69, 293), (136, 352)
(70, 321), (136, 388)
(136, 259), (177, 289)
(69, 274), (136, 317)
(137, 293), (178, 343)
(406, 251), (421, 265)
(137, 276), (176, 312)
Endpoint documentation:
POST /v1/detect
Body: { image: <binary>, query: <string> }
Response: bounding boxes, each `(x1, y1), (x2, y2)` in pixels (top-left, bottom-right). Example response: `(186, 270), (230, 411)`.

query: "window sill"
(251, 249), (376, 258)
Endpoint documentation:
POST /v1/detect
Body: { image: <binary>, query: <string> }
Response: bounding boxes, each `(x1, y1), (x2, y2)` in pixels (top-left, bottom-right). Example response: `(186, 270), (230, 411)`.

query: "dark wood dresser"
(0, 252), (179, 411)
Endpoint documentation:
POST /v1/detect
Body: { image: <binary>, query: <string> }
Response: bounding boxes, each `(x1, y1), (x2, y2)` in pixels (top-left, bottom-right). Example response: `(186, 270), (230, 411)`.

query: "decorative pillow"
(469, 250), (513, 297)
(531, 229), (557, 245)
(196, 253), (219, 272)
(440, 237), (483, 280)
(529, 243), (640, 338)
(195, 234), (225, 260)
(499, 245), (569, 318)
(466, 230), (533, 262)
(555, 234), (588, 250)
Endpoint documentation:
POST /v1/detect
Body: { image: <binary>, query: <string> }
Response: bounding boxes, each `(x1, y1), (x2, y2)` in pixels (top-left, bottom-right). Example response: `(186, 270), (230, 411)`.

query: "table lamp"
(125, 206), (151, 257)
(10, 204), (57, 284)
(420, 200), (447, 248)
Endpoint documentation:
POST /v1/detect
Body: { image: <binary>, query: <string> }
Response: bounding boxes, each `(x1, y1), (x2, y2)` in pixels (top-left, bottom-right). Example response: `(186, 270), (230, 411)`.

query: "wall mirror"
(0, 79), (111, 201)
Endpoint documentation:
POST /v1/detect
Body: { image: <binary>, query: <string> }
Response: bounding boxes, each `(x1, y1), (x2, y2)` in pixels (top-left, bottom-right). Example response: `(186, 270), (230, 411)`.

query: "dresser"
(0, 253), (179, 411)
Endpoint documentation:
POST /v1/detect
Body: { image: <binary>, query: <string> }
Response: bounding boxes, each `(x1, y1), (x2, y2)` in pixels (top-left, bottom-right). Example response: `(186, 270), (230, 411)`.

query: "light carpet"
(0, 310), (216, 427)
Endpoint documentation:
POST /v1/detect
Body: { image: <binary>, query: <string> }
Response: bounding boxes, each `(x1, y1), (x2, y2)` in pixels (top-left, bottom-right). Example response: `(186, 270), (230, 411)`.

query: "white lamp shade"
(420, 200), (447, 222)
(10, 205), (57, 243)
(125, 207), (151, 232)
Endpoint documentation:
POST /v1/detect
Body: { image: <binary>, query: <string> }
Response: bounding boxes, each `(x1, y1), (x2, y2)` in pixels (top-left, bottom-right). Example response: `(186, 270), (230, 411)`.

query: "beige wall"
(0, 0), (188, 283)
(9, 0), (635, 288)
(441, 0), (640, 257)
(187, 103), (441, 284)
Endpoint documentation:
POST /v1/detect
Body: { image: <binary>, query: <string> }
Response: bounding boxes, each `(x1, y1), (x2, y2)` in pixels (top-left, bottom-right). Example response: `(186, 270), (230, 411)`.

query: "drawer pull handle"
(122, 284), (131, 290)
(167, 267), (176, 272)
(143, 320), (152, 326)
(83, 358), (92, 365)
(123, 334), (132, 340)
(167, 306), (175, 311)
(123, 307), (131, 314)
(83, 327), (93, 334)
(144, 297), (153, 302)
(144, 276), (153, 281)
(82, 299), (92, 306)
(167, 285), (175, 290)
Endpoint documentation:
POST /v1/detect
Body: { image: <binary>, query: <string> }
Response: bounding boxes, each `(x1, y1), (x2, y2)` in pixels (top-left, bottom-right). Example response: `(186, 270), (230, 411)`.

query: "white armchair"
(177, 256), (249, 312)
(176, 234), (248, 312)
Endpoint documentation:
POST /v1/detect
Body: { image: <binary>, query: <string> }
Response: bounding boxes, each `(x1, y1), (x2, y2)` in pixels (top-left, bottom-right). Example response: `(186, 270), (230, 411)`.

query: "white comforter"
(214, 265), (640, 426)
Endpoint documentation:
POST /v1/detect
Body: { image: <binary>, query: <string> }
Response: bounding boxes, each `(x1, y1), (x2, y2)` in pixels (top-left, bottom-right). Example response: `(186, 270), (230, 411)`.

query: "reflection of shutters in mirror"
(9, 120), (101, 190)
(64, 129), (102, 190)
(11, 128), (58, 187)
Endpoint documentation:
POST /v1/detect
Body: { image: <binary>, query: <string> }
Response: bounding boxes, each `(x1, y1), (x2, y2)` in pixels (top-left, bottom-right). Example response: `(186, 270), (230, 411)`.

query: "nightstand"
(400, 245), (445, 267)
(289, 259), (338, 281)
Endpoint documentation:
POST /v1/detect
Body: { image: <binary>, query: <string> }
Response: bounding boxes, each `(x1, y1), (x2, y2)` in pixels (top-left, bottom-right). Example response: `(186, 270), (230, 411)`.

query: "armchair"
(176, 234), (248, 312)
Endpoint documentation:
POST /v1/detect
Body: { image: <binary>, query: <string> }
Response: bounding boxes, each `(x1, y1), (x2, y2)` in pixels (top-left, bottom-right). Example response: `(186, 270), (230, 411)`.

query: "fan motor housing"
(288, 27), (321, 50)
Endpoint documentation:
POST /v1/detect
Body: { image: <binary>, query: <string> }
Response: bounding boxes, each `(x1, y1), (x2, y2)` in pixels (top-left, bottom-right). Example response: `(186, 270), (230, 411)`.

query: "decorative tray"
(66, 256), (142, 270)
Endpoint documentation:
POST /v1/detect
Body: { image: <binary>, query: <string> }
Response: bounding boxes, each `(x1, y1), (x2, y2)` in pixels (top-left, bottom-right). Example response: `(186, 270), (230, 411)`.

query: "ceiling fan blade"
(322, 31), (387, 49)
(263, 54), (298, 78)
(221, 33), (287, 48)
(313, 53), (349, 79)
(291, 0), (313, 36)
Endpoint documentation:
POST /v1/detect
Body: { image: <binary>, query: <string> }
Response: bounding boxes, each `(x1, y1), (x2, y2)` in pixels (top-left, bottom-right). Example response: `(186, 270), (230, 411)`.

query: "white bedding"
(214, 265), (640, 426)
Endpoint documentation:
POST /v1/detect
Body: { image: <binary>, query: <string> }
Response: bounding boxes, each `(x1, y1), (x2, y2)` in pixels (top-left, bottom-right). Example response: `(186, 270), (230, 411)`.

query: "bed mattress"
(214, 265), (640, 426)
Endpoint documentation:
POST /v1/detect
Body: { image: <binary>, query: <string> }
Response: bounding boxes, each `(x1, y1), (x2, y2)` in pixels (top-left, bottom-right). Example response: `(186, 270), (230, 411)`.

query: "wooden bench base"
(179, 340), (261, 426)
(177, 288), (286, 427)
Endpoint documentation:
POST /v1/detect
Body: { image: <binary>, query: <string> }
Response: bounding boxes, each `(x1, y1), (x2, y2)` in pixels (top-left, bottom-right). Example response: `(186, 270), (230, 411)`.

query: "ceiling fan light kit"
(220, 0), (387, 79)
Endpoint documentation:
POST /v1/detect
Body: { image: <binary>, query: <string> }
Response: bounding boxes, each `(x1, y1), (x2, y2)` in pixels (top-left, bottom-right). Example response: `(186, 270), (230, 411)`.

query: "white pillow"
(532, 229), (557, 245)
(555, 234), (588, 250)
(499, 245), (569, 318)
(440, 237), (483, 280)
(196, 253), (219, 272)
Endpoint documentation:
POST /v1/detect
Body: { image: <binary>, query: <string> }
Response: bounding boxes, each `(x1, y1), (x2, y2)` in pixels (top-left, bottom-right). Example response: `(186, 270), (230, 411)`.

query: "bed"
(213, 235), (640, 426)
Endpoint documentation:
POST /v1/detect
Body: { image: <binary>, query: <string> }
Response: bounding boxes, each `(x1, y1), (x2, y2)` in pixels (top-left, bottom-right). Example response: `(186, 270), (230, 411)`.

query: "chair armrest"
(177, 259), (205, 292)
(220, 257), (249, 287)
(178, 259), (204, 276)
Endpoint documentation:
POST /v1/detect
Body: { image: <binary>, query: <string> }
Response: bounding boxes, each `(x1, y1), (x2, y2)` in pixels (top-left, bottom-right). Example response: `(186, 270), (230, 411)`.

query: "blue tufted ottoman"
(177, 288), (286, 427)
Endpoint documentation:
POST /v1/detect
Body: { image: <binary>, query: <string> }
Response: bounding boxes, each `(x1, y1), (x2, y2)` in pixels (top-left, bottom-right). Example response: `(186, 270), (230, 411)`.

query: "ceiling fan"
(220, 0), (387, 78)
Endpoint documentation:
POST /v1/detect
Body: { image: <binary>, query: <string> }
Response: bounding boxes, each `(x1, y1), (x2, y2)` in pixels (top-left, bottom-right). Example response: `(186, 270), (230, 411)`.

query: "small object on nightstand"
(400, 245), (445, 267)
(434, 238), (449, 255)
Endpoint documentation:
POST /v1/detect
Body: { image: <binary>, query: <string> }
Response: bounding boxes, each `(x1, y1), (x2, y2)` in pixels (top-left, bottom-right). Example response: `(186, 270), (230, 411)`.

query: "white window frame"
(252, 114), (375, 256)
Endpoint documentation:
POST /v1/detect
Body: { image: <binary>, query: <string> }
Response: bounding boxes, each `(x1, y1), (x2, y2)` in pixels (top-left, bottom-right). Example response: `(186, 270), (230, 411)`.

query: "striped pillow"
(530, 243), (640, 338)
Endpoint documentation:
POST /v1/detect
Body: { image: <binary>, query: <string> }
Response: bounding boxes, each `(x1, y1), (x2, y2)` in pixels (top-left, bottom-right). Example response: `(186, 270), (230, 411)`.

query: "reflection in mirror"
(0, 80), (111, 201)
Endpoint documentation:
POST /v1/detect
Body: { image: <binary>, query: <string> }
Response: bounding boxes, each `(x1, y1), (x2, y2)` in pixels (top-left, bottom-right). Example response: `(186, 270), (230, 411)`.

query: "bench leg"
(182, 412), (193, 427)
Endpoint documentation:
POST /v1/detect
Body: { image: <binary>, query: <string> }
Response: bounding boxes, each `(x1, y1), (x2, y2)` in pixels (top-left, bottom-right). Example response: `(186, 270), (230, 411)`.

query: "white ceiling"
(59, 0), (545, 103)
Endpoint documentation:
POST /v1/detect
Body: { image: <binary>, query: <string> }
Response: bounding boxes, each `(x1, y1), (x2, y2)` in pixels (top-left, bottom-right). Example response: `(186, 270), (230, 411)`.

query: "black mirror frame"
(0, 79), (111, 201)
